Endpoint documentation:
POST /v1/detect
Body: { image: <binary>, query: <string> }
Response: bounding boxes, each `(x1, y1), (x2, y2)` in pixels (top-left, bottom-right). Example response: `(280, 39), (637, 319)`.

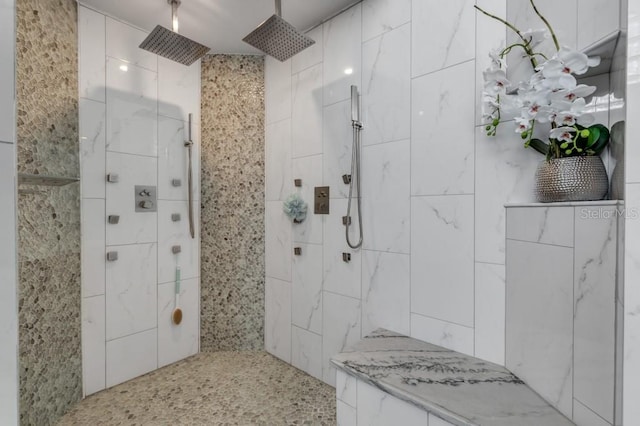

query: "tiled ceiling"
(79, 0), (360, 55)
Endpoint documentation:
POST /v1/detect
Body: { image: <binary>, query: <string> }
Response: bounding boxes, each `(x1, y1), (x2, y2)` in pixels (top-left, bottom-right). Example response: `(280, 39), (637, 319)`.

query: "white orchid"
(549, 126), (576, 142)
(483, 68), (510, 95)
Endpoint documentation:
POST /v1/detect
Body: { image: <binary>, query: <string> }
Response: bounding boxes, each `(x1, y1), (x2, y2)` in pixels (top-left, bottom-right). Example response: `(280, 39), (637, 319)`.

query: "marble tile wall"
(263, 0), (624, 394)
(200, 55), (265, 351)
(78, 5), (201, 395)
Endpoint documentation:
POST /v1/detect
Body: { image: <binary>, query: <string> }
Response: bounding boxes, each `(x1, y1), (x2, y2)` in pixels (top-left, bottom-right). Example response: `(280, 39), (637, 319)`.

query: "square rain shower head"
(139, 25), (210, 66)
(242, 14), (315, 62)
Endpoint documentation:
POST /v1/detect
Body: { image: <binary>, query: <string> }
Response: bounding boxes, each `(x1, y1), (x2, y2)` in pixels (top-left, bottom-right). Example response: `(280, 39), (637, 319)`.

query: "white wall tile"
(292, 64), (323, 158)
(474, 262), (505, 365)
(157, 200), (199, 284)
(158, 278), (199, 368)
(412, 61), (475, 196)
(410, 313), (474, 355)
(506, 239), (573, 418)
(362, 0), (411, 42)
(265, 56), (292, 125)
(265, 118), (291, 202)
(323, 3), (361, 106)
(573, 398), (613, 426)
(82, 199), (105, 298)
(106, 328), (157, 388)
(105, 243), (158, 340)
(337, 400), (357, 426)
(322, 292), (361, 386)
(157, 116), (200, 201)
(506, 206), (574, 247)
(291, 326), (323, 381)
(0, 0), (15, 144)
(105, 152), (157, 245)
(361, 24), (411, 146)
(265, 200), (292, 281)
(105, 58), (158, 157)
(79, 6), (106, 102)
(411, 195), (474, 327)
(336, 369), (357, 407)
(292, 243), (322, 334)
(356, 379), (430, 425)
(362, 250), (410, 336)
(106, 17), (157, 71)
(411, 0), (475, 77)
(80, 98), (106, 199)
(265, 277), (292, 363)
(292, 154), (323, 244)
(82, 295), (105, 396)
(323, 100), (353, 199)
(323, 199), (362, 300)
(362, 139), (410, 253)
(158, 57), (201, 124)
(291, 26), (323, 74)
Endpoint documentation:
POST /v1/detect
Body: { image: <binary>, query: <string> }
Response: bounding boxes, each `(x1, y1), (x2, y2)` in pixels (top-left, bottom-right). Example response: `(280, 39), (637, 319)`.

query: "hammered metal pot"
(535, 156), (609, 203)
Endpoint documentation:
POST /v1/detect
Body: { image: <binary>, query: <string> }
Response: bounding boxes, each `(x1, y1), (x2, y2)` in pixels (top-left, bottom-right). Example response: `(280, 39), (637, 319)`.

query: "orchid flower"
(549, 126), (576, 142)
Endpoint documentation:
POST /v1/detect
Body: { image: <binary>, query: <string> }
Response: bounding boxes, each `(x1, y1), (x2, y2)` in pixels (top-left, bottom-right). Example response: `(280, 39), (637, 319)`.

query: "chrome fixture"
(346, 85), (363, 249)
(185, 113), (195, 239)
(106, 251), (118, 262)
(135, 186), (157, 212)
(139, 0), (210, 66)
(314, 186), (330, 215)
(242, 0), (315, 62)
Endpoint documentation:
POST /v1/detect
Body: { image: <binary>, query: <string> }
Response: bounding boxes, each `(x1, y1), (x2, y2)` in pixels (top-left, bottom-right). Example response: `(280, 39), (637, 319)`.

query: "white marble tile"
(506, 239), (573, 418)
(105, 243), (158, 340)
(323, 3), (362, 106)
(356, 379), (430, 425)
(265, 56), (292, 125)
(362, 0), (411, 42)
(106, 328), (157, 388)
(323, 100), (353, 199)
(336, 400), (357, 426)
(323, 199), (362, 300)
(292, 63), (323, 158)
(265, 277), (292, 363)
(506, 206), (574, 247)
(336, 369), (357, 407)
(265, 118), (291, 202)
(411, 61), (475, 196)
(362, 139), (410, 253)
(80, 98), (106, 199)
(105, 58), (158, 157)
(81, 199), (105, 298)
(265, 200), (292, 281)
(157, 115), (200, 201)
(292, 154), (323, 244)
(79, 6), (106, 103)
(580, 0), (621, 50)
(626, 70), (640, 184)
(291, 326), (323, 381)
(410, 313), (474, 356)
(475, 125), (539, 265)
(106, 17), (157, 71)
(157, 278), (199, 368)
(158, 56), (201, 124)
(574, 207), (617, 424)
(292, 243), (322, 334)
(105, 152), (157, 245)
(411, 0), (475, 77)
(573, 398), (613, 426)
(362, 250), (410, 336)
(322, 291), (361, 386)
(411, 195), (474, 327)
(474, 262), (505, 366)
(0, 0), (15, 144)
(291, 26), (323, 74)
(361, 24), (411, 146)
(82, 295), (105, 396)
(157, 200), (199, 284)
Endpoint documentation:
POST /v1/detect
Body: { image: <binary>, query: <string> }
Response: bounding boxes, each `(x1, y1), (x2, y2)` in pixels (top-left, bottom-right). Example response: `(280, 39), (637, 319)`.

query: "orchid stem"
(529, 0), (560, 51)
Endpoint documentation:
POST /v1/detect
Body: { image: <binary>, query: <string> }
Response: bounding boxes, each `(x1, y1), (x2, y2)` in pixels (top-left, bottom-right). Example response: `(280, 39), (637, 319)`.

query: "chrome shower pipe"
(185, 113), (195, 239)
(346, 85), (363, 249)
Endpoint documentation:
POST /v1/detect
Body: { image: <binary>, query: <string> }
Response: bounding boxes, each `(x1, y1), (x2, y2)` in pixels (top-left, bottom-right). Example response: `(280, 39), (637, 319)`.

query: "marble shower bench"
(331, 329), (574, 426)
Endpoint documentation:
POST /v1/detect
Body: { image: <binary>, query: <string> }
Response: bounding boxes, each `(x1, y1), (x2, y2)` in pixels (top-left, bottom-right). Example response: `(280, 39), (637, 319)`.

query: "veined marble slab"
(331, 329), (574, 426)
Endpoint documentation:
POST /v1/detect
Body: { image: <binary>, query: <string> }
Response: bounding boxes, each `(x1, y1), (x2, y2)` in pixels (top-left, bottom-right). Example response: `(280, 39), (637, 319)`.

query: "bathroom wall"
(263, 0), (623, 388)
(16, 0), (82, 423)
(78, 4), (201, 395)
(200, 55), (265, 351)
(0, 0), (18, 424)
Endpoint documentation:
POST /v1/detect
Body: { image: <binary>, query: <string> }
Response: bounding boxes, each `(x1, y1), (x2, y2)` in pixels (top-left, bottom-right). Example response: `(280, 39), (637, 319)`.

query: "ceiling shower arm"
(275, 0), (282, 17)
(170, 0), (181, 33)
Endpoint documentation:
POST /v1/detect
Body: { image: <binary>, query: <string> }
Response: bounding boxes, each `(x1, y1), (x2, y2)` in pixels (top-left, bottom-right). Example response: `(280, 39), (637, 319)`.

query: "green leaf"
(586, 126), (600, 148)
(527, 138), (549, 156)
(587, 124), (610, 154)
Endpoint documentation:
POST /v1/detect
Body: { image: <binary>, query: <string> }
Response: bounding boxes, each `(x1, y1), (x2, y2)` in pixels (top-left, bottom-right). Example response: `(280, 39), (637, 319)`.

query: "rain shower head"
(242, 0), (315, 62)
(139, 0), (210, 66)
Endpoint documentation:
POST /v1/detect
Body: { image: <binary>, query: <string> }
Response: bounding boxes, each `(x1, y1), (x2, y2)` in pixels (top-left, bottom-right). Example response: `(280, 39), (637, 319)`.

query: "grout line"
(409, 311), (475, 331)
(505, 237), (574, 249)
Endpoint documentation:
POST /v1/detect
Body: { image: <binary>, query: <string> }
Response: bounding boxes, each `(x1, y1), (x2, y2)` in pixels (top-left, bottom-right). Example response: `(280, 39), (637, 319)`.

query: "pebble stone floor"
(58, 352), (336, 426)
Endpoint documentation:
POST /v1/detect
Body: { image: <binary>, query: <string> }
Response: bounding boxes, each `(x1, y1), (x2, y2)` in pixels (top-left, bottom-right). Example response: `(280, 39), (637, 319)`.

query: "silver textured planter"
(535, 156), (609, 203)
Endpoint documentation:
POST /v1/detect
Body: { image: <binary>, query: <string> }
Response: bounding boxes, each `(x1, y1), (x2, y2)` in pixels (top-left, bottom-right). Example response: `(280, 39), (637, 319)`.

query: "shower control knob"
(139, 189), (151, 197)
(138, 200), (154, 209)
